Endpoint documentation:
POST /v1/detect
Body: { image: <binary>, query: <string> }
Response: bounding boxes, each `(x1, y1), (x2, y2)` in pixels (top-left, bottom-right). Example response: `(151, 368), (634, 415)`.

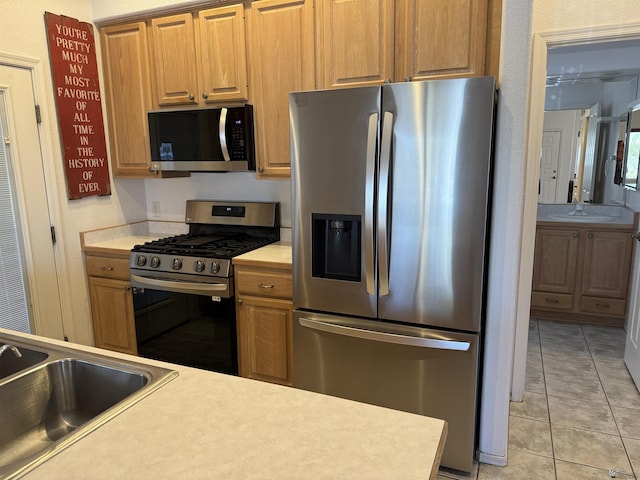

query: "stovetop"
(132, 232), (274, 259)
(130, 200), (279, 280)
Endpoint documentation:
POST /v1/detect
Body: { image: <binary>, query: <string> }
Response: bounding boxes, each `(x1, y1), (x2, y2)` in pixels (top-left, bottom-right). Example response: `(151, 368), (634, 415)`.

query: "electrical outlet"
(151, 201), (161, 218)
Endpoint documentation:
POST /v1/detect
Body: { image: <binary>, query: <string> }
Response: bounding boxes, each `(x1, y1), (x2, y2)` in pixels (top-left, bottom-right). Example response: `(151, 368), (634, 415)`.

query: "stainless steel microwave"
(148, 105), (255, 173)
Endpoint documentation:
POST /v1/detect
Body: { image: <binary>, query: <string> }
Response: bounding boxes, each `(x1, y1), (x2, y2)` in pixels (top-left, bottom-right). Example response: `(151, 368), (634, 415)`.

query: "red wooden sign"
(45, 12), (111, 199)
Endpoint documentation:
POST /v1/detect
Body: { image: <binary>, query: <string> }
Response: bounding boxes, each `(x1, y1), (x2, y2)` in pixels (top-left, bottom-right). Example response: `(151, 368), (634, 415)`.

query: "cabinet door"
(88, 276), (137, 355)
(237, 296), (293, 385)
(150, 13), (199, 106)
(100, 22), (157, 178)
(197, 4), (248, 102)
(316, 0), (394, 88)
(395, 0), (488, 81)
(532, 228), (580, 294)
(246, 0), (315, 177)
(582, 231), (633, 299)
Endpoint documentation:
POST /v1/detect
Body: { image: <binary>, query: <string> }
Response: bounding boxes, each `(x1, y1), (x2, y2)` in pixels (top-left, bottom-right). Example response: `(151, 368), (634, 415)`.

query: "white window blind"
(0, 91), (31, 333)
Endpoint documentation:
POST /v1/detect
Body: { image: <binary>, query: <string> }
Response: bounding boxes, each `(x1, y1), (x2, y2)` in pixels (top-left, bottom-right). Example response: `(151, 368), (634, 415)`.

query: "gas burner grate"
(132, 233), (275, 259)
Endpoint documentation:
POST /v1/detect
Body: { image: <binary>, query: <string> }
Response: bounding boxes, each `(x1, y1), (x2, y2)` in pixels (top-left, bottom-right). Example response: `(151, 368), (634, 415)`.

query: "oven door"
(130, 274), (237, 375)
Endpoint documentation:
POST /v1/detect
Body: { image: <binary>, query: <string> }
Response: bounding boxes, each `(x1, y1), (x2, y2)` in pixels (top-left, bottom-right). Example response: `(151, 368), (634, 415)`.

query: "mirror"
(539, 107), (599, 204)
(621, 101), (640, 190)
(615, 113), (628, 186)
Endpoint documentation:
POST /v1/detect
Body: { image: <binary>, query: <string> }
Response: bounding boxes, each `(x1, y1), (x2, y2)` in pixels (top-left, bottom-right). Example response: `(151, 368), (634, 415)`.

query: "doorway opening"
(0, 59), (65, 340)
(513, 28), (640, 402)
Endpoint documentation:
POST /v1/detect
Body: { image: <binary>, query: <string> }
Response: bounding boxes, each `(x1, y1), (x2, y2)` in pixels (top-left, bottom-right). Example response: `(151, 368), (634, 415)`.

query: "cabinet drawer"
(236, 268), (292, 299)
(86, 255), (131, 280)
(531, 292), (573, 311)
(580, 296), (626, 317)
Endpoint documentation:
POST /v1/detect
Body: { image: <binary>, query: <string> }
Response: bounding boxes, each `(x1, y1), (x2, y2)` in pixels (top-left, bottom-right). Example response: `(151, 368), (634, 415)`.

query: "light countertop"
(233, 243), (292, 269)
(4, 330), (447, 479)
(80, 221), (189, 256)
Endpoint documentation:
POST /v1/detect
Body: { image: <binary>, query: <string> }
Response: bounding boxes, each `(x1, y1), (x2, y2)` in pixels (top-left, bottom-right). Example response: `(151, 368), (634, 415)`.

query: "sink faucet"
(0, 344), (22, 358)
(569, 201), (588, 216)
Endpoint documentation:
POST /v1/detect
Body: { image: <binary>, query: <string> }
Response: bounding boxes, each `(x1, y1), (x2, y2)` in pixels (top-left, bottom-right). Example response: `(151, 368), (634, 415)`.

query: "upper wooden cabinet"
(99, 0), (501, 178)
(150, 5), (248, 107)
(316, 0), (493, 89)
(316, 0), (394, 88)
(395, 0), (489, 81)
(150, 13), (199, 106)
(100, 21), (157, 177)
(246, 0), (315, 177)
(197, 5), (249, 103)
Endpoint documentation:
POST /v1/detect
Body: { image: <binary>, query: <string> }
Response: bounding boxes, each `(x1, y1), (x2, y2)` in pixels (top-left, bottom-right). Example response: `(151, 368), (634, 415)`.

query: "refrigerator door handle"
(364, 113), (379, 295)
(298, 317), (471, 351)
(377, 110), (393, 296)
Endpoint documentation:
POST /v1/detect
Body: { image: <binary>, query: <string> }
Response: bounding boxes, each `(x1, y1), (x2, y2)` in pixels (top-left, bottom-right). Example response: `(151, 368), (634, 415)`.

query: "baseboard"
(476, 450), (508, 467)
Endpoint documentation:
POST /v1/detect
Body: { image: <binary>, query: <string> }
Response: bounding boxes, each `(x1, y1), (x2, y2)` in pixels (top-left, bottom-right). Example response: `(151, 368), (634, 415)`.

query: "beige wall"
(0, 0), (148, 344)
(533, 1), (640, 30)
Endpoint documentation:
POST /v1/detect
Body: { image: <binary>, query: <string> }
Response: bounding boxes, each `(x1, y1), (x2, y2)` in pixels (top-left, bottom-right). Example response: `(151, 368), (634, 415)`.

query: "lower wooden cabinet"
(531, 223), (635, 326)
(85, 253), (138, 355)
(235, 264), (293, 385)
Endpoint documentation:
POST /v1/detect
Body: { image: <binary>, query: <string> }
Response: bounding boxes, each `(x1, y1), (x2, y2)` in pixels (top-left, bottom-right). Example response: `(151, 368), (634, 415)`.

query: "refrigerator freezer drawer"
(293, 310), (479, 473)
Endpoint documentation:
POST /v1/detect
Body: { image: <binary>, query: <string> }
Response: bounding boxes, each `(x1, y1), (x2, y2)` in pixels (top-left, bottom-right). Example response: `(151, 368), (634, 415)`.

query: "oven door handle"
(131, 274), (230, 297)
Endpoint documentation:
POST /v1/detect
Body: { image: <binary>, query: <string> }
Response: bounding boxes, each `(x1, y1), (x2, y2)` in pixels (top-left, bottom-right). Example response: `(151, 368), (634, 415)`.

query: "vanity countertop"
(536, 204), (637, 228)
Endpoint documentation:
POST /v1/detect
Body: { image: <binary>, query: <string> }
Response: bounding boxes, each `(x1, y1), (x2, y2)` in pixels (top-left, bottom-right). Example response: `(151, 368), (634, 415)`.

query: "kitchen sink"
(0, 344), (48, 379)
(0, 332), (178, 479)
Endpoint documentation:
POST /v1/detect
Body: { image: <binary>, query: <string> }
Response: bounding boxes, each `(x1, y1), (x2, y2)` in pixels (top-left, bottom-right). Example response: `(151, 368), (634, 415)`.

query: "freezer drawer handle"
(298, 317), (470, 351)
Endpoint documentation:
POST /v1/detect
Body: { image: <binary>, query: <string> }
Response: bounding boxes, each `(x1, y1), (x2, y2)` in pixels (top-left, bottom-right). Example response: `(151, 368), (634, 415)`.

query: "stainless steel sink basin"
(0, 333), (177, 479)
(0, 344), (49, 380)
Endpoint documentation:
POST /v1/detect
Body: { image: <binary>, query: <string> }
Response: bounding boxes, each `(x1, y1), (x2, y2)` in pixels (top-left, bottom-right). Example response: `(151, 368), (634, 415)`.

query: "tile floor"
(438, 319), (640, 480)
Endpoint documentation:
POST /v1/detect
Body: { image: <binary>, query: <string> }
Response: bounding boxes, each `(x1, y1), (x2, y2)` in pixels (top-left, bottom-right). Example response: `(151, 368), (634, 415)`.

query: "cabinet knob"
(632, 232), (640, 241)
(404, 76), (412, 82)
(258, 166), (264, 173)
(573, 233), (579, 238)
(202, 92), (208, 99)
(188, 94), (195, 101)
(237, 298), (243, 304)
(587, 233), (594, 239)
(258, 283), (275, 289)
(100, 266), (114, 271)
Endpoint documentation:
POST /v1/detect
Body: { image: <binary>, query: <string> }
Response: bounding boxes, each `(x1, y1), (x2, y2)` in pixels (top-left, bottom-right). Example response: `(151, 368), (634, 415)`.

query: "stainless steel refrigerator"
(290, 77), (495, 473)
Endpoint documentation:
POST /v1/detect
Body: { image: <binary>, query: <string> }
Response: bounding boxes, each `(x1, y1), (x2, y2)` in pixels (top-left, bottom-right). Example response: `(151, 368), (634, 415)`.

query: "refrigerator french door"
(290, 77), (495, 473)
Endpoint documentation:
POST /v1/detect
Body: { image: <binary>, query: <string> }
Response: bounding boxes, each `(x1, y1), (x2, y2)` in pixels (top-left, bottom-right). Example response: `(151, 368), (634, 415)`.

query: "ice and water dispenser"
(311, 214), (361, 281)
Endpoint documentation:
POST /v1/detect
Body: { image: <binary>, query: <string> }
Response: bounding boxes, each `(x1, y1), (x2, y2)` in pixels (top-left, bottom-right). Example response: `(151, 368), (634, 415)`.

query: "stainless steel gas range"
(129, 200), (279, 374)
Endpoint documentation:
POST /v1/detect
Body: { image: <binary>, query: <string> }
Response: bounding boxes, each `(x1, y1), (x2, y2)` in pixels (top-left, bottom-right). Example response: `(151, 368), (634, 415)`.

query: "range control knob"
(210, 262), (220, 274)
(135, 255), (147, 267)
(150, 256), (161, 268)
(194, 260), (206, 272)
(172, 258), (183, 270)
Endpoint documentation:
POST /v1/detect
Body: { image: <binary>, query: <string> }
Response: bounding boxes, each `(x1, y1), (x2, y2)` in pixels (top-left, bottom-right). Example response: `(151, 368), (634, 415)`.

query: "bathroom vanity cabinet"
(531, 222), (635, 326)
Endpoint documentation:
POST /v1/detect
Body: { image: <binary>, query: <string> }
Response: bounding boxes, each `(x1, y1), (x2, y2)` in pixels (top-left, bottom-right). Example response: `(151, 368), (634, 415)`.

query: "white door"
(0, 64), (65, 339)
(539, 130), (561, 203)
(625, 234), (640, 391)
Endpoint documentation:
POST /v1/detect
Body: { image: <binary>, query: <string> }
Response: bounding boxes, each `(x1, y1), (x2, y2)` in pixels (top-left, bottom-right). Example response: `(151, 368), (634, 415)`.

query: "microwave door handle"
(364, 112), (379, 295)
(219, 107), (231, 162)
(298, 317), (470, 351)
(378, 110), (393, 296)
